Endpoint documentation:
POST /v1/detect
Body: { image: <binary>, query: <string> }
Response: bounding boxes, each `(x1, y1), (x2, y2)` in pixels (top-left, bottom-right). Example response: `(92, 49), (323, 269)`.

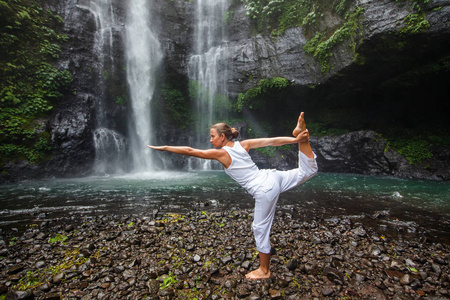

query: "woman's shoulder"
(234, 140), (250, 152)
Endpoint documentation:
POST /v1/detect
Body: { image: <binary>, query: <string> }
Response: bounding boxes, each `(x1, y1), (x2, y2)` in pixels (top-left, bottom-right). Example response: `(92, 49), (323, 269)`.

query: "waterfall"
(88, 0), (163, 175)
(89, 0), (127, 175)
(125, 0), (163, 173)
(93, 128), (127, 174)
(188, 0), (230, 170)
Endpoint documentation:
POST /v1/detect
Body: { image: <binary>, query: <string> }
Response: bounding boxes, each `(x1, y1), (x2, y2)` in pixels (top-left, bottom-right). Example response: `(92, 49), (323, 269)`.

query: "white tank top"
(222, 141), (268, 196)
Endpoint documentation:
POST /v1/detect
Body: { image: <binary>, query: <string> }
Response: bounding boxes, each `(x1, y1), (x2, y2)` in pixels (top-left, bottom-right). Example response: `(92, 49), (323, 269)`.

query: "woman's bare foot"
(292, 112), (306, 137)
(245, 268), (271, 280)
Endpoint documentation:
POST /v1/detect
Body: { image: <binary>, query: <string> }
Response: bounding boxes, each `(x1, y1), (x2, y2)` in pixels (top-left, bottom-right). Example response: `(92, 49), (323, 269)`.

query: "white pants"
(252, 151), (318, 254)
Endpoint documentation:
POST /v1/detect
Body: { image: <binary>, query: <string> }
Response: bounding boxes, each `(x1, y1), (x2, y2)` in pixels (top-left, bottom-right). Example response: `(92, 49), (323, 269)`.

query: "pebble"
(0, 210), (448, 299)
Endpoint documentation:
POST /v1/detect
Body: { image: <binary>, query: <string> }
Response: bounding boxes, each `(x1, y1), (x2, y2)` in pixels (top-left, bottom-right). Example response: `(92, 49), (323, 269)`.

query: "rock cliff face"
(2, 0), (448, 182)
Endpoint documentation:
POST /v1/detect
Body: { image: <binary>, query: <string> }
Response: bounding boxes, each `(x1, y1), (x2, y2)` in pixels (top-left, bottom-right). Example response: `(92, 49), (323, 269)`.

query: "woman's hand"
(295, 129), (309, 143)
(147, 145), (165, 151)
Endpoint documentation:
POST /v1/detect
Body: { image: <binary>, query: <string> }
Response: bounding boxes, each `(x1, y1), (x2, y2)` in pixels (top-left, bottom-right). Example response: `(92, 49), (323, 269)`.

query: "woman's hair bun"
(231, 128), (239, 139)
(211, 123), (239, 140)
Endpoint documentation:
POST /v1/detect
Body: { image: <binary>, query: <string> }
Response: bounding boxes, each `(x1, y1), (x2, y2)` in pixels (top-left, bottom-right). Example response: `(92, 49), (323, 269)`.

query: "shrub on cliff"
(0, 0), (72, 168)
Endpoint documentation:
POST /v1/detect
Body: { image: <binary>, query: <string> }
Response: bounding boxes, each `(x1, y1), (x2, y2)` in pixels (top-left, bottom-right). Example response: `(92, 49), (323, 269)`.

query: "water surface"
(1, 172), (449, 242)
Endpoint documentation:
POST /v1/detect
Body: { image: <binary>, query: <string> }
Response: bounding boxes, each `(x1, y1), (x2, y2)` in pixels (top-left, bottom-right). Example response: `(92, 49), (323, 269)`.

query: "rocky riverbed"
(0, 209), (449, 299)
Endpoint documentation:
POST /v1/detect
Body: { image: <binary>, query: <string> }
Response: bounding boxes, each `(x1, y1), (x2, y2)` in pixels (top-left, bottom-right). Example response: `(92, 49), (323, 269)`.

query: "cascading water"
(125, 0), (163, 173)
(93, 128), (126, 174)
(188, 0), (230, 170)
(89, 0), (128, 175)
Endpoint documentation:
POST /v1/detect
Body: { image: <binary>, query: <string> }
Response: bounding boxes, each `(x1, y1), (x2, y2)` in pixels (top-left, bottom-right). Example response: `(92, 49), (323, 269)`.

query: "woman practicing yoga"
(147, 112), (318, 279)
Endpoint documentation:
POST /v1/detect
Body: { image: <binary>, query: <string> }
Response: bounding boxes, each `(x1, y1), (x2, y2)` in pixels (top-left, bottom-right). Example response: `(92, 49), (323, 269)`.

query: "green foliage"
(336, 0), (349, 16)
(395, 0), (430, 12)
(242, 0), (357, 36)
(159, 272), (178, 289)
(236, 77), (292, 112)
(389, 138), (432, 165)
(115, 96), (127, 106)
(242, 1), (366, 73)
(224, 10), (234, 24)
(14, 249), (89, 292)
(395, 0), (431, 34)
(308, 122), (350, 136)
(0, 0), (72, 167)
(303, 7), (364, 73)
(162, 84), (192, 129)
(48, 233), (68, 244)
(255, 144), (290, 158)
(243, 0), (311, 35)
(385, 129), (436, 165)
(188, 80), (231, 115)
(400, 13), (430, 34)
(9, 237), (17, 246)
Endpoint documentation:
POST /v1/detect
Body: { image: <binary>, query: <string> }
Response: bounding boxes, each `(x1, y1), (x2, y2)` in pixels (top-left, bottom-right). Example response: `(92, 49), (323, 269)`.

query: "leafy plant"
(255, 144), (290, 158)
(160, 272), (178, 289)
(15, 249), (88, 291)
(303, 7), (364, 73)
(9, 237), (17, 246)
(162, 84), (192, 129)
(395, 0), (430, 12)
(48, 233), (68, 244)
(0, 0), (72, 168)
(385, 129), (435, 165)
(400, 13), (430, 35)
(236, 77), (292, 112)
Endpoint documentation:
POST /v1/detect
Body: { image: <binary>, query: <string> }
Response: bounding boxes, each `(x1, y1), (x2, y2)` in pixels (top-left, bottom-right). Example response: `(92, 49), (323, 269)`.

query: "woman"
(147, 112), (318, 279)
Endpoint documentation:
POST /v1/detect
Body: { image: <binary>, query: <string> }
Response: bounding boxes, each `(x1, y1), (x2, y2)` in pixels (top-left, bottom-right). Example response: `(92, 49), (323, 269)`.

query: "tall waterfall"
(89, 0), (128, 175)
(188, 0), (230, 170)
(125, 0), (163, 173)
(90, 0), (162, 175)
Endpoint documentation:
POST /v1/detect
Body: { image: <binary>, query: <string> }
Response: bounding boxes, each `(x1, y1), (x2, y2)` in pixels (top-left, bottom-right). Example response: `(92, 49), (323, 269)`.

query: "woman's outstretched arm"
(147, 145), (231, 167)
(240, 130), (309, 151)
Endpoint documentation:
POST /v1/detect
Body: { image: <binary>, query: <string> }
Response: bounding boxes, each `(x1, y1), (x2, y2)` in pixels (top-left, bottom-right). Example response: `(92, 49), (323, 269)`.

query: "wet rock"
(352, 227), (367, 237)
(269, 289), (282, 299)
(369, 244), (382, 256)
(64, 224), (74, 232)
(236, 284), (250, 298)
(35, 261), (46, 269)
(246, 293), (260, 300)
(304, 262), (320, 276)
(6, 290), (33, 300)
(323, 266), (344, 285)
(147, 279), (159, 295)
(400, 273), (412, 285)
(224, 277), (237, 289)
(286, 258), (299, 271)
(39, 283), (51, 292)
(0, 211), (447, 299)
(322, 285), (334, 296)
(221, 255), (232, 265)
(324, 246), (335, 256)
(239, 261), (250, 270)
(159, 288), (174, 297)
(53, 272), (65, 284)
(41, 293), (61, 300)
(361, 258), (373, 268)
(432, 263), (442, 276)
(385, 269), (404, 280)
(404, 258), (416, 267)
(8, 265), (24, 275)
(355, 284), (388, 300)
(193, 254), (201, 262)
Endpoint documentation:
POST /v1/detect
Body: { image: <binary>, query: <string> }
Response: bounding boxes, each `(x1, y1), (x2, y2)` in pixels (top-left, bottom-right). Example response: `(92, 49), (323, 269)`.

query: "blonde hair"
(211, 123), (239, 140)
